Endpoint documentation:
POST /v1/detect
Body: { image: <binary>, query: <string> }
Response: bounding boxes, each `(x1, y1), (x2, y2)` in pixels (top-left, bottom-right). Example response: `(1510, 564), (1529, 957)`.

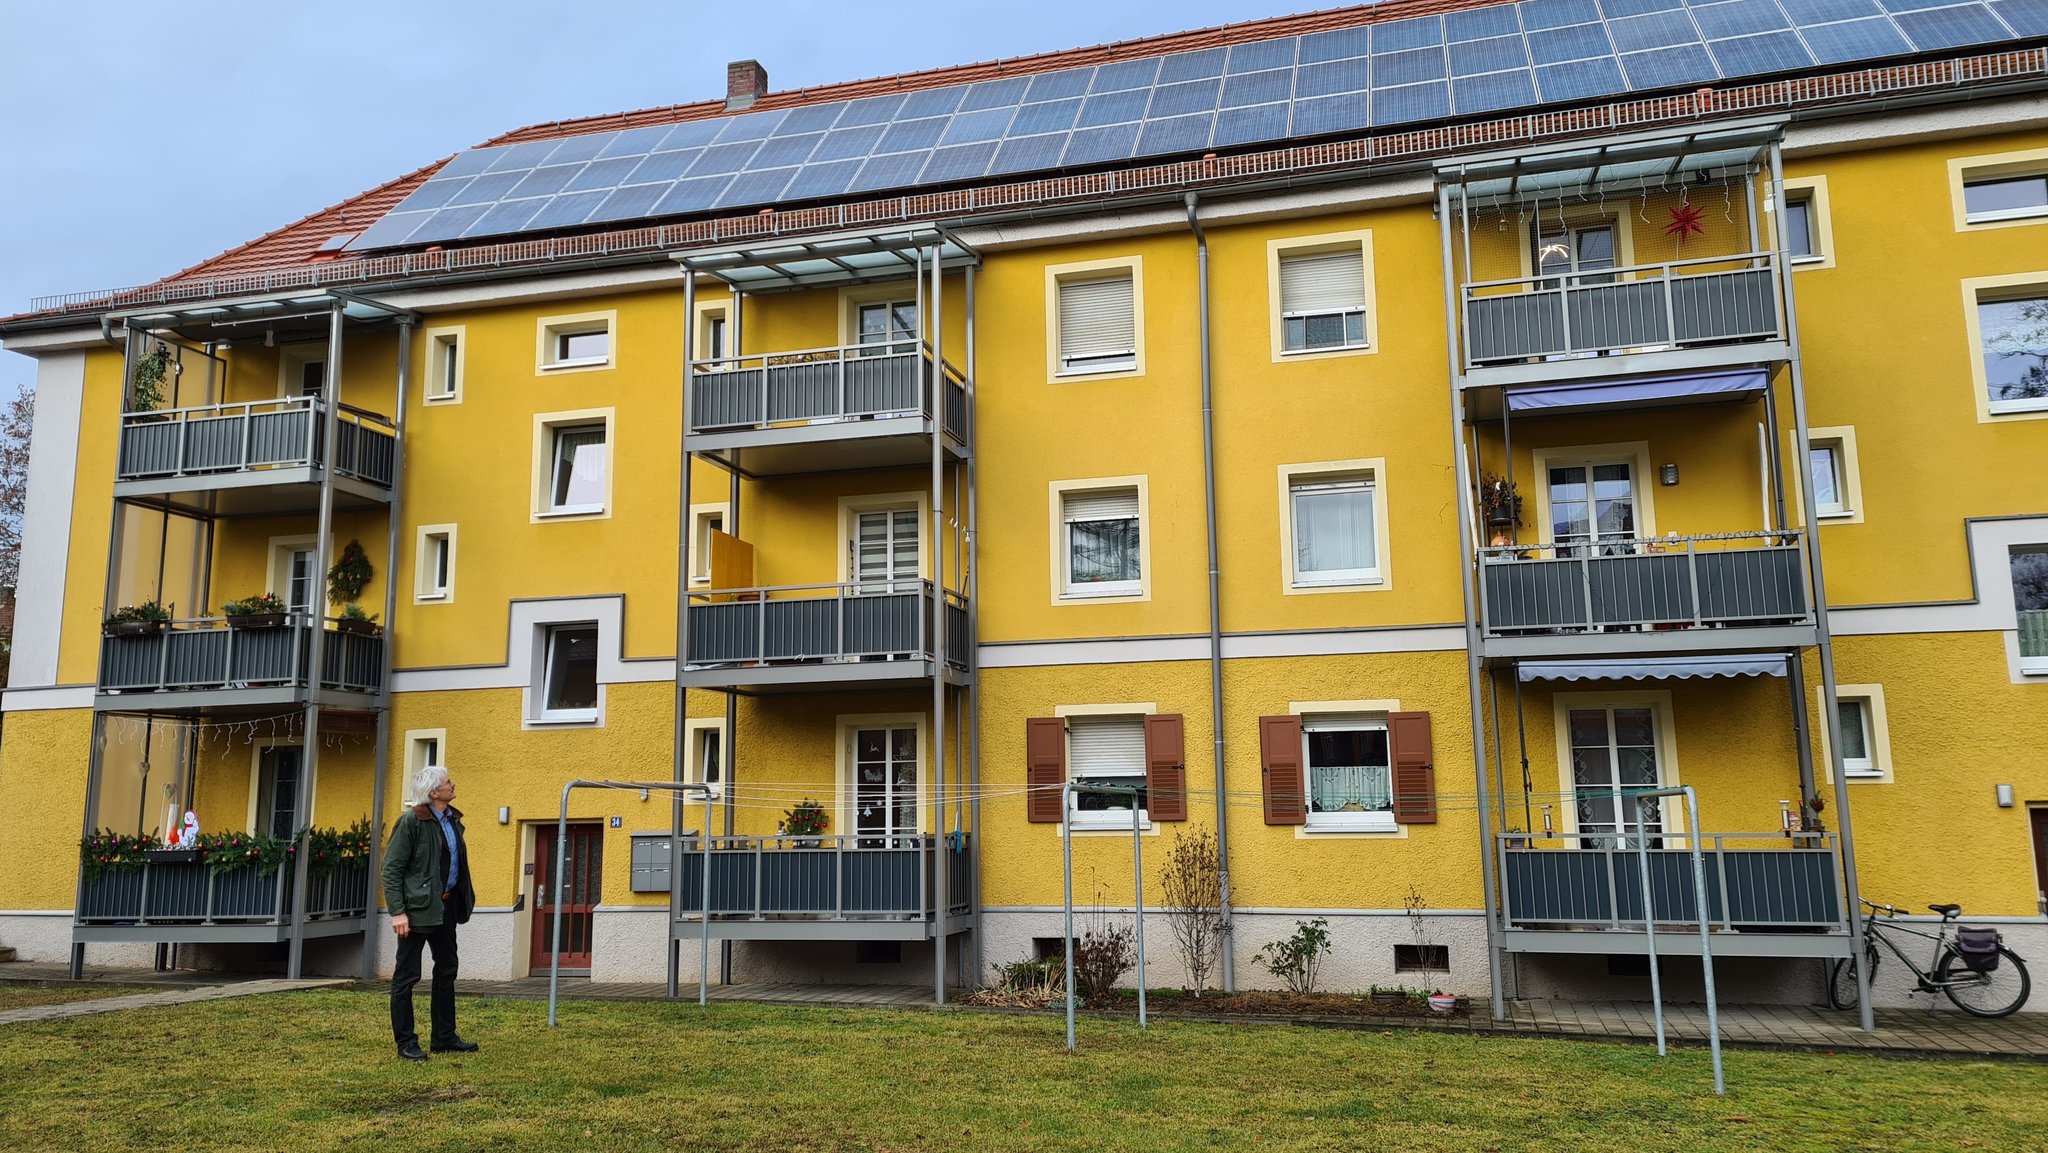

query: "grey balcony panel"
(76, 857), (367, 927)
(1480, 534), (1810, 639)
(98, 621), (384, 696)
(1467, 289), (1566, 362)
(115, 400), (393, 491)
(670, 835), (955, 921)
(843, 592), (920, 656)
(1481, 558), (1589, 630)
(1587, 552), (1693, 624)
(1671, 268), (1776, 343)
(945, 601), (970, 668)
(943, 379), (969, 444)
(118, 421), (183, 477)
(1566, 280), (1669, 350)
(687, 601), (761, 663)
(78, 868), (144, 920)
(323, 630), (386, 693)
(1501, 842), (1844, 931)
(945, 840), (972, 915)
(844, 846), (922, 914)
(693, 370), (766, 429)
(334, 421), (397, 487)
(766, 361), (846, 422)
(249, 408), (314, 466)
(1696, 547), (1805, 621)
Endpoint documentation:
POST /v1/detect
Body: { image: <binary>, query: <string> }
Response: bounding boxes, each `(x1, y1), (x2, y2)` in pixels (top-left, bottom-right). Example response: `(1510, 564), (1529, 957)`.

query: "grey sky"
(0, 0), (1306, 395)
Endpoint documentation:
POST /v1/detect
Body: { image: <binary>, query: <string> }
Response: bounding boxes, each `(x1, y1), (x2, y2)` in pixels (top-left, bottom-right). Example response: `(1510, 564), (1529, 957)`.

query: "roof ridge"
(481, 0), (1480, 147)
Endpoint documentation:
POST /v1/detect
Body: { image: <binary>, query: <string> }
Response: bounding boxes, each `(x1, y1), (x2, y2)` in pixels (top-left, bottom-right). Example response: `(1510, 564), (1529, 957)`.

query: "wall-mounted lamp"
(497, 805), (511, 825)
(1779, 799), (1794, 834)
(1540, 804), (1554, 837)
(1996, 784), (2015, 809)
(1659, 463), (1680, 486)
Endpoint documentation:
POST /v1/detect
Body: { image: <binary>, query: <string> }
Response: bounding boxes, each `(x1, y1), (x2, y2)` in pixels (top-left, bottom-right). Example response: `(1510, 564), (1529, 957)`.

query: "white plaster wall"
(10, 351), (85, 690)
(0, 912), (152, 967)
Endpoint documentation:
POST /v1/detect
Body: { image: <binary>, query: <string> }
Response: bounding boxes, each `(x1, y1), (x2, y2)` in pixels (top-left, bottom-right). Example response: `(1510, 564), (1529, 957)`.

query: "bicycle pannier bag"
(1956, 927), (2002, 973)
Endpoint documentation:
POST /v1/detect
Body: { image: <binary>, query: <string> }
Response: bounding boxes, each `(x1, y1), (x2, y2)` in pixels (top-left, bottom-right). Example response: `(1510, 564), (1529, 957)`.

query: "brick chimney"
(726, 60), (768, 111)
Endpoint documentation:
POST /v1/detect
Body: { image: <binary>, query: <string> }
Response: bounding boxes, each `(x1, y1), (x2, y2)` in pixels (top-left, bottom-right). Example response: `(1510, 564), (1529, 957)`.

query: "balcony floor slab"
(680, 660), (968, 693)
(1480, 623), (1817, 661)
(689, 419), (966, 477)
(1501, 926), (1853, 959)
(1461, 341), (1793, 395)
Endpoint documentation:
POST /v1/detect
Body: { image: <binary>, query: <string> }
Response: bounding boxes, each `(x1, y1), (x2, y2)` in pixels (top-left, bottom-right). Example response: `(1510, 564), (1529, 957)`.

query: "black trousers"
(390, 919), (459, 1049)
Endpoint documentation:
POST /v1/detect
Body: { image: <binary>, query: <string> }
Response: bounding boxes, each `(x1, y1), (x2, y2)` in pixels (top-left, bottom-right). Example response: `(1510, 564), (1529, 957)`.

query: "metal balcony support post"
(288, 302), (346, 981)
(1774, 139), (1872, 1031)
(362, 319), (412, 980)
(929, 243), (949, 1006)
(1442, 178), (1505, 1020)
(671, 268), (697, 998)
(965, 264), (985, 987)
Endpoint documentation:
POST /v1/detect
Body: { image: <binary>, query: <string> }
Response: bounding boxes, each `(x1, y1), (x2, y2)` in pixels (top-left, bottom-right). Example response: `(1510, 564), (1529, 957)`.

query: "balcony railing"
(117, 398), (397, 488)
(2020, 609), (2048, 663)
(97, 615), (384, 696)
(1461, 252), (1783, 370)
(685, 581), (969, 671)
(1479, 531), (1810, 639)
(1499, 832), (1845, 933)
(670, 833), (972, 921)
(688, 342), (968, 443)
(76, 854), (371, 925)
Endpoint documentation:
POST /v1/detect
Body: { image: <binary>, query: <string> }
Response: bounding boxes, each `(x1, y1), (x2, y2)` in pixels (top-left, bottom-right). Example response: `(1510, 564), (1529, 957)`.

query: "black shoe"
(430, 1037), (479, 1053)
(397, 1041), (429, 1062)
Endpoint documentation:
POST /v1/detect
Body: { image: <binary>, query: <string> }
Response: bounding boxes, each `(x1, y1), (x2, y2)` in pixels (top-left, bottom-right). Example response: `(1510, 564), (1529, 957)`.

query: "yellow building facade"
(3, 4), (2045, 1014)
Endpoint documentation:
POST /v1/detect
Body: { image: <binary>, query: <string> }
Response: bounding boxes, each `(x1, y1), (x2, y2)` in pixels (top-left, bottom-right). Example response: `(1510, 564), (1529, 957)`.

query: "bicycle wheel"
(1829, 949), (1877, 1012)
(1936, 947), (2031, 1018)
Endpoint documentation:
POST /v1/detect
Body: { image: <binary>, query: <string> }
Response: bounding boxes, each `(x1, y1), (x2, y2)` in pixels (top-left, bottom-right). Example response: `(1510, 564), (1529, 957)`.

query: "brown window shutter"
(1389, 711), (1436, 824)
(1258, 714), (1306, 826)
(1144, 714), (1187, 822)
(1025, 717), (1066, 823)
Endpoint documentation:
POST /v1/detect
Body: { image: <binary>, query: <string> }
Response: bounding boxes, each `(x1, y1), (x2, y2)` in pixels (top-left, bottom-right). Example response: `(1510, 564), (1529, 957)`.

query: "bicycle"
(1829, 899), (2031, 1018)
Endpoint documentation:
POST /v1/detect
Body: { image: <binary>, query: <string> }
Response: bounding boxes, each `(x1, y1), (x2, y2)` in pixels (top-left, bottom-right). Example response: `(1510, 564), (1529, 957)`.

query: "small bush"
(1255, 917), (1332, 995)
(1071, 922), (1137, 1006)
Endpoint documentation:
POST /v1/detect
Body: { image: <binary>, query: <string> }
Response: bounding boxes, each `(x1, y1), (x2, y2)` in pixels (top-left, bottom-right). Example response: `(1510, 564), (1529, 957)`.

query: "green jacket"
(382, 803), (475, 929)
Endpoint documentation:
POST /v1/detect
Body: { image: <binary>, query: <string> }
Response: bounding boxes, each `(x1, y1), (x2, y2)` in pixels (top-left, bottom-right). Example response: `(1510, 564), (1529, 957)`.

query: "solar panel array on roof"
(346, 0), (2043, 251)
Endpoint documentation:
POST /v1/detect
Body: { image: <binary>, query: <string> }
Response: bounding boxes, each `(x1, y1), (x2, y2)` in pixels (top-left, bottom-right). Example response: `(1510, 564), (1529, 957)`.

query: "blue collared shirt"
(432, 806), (459, 892)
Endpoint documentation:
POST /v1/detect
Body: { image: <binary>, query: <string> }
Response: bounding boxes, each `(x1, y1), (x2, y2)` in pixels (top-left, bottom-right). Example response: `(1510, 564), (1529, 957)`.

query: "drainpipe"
(1184, 192), (1234, 992)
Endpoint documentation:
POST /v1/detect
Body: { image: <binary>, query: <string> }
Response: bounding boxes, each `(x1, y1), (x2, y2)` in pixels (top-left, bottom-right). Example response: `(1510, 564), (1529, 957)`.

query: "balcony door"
(253, 746), (302, 838)
(1534, 221), (1616, 287)
(532, 822), (604, 974)
(1568, 707), (1663, 850)
(851, 508), (919, 595)
(852, 726), (918, 848)
(856, 300), (917, 356)
(1548, 462), (1638, 557)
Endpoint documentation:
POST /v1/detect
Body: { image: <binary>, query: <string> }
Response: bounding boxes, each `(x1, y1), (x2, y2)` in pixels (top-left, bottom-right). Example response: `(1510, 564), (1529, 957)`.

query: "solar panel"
(350, 0), (2039, 252)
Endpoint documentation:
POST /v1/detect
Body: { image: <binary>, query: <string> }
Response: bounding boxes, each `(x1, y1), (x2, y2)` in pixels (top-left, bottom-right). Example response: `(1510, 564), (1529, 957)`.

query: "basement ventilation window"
(1393, 944), (1448, 974)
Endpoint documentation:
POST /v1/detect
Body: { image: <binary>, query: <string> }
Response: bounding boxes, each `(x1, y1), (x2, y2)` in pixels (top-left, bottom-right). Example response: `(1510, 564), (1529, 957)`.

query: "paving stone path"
(0, 976), (348, 1026)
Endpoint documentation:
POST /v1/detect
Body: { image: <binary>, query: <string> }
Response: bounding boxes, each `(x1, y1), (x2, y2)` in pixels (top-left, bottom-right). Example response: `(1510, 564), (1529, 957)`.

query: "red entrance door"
(532, 824), (604, 972)
(2031, 807), (2048, 917)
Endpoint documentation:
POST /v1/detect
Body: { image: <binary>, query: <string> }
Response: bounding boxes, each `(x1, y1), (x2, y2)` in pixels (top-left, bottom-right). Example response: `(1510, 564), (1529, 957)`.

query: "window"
(1566, 705), (1664, 849)
(1976, 291), (2048, 412)
(416, 525), (455, 601)
(856, 300), (917, 356)
(1049, 261), (1140, 376)
(534, 411), (613, 519)
(1289, 472), (1380, 586)
(1067, 714), (1146, 828)
(1303, 713), (1393, 830)
(696, 511), (723, 582)
(2015, 550), (2048, 673)
(279, 347), (326, 400)
(1061, 487), (1142, 597)
(1783, 196), (1815, 260)
(1774, 176), (1833, 269)
(1549, 462), (1638, 555)
(706, 315), (727, 362)
(253, 748), (302, 839)
(1836, 698), (1876, 777)
(1394, 944), (1448, 973)
(404, 730), (446, 784)
(1964, 174), (2048, 224)
(424, 327), (463, 402)
(1809, 441), (1847, 516)
(1278, 248), (1368, 353)
(540, 624), (599, 722)
(283, 547), (315, 614)
(1534, 220), (1616, 286)
(537, 310), (617, 372)
(852, 725), (919, 846)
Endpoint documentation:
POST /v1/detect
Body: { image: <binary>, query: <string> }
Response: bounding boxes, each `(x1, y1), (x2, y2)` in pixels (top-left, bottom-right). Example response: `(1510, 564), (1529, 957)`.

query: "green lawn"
(0, 983), (139, 1011)
(0, 989), (2041, 1152)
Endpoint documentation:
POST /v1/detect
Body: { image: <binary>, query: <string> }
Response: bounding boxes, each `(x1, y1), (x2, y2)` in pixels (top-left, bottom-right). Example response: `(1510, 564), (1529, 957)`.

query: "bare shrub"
(1160, 824), (1223, 994)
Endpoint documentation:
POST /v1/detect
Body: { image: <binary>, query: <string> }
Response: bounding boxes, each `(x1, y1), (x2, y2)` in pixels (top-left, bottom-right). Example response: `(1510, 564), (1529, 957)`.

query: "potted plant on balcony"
(103, 600), (171, 637)
(222, 592), (288, 629)
(325, 539), (373, 606)
(778, 798), (829, 848)
(1479, 472), (1523, 531)
(129, 342), (170, 415)
(335, 603), (381, 636)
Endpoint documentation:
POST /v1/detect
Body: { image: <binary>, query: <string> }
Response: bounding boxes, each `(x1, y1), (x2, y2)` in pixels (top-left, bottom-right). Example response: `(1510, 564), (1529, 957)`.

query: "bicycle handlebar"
(1859, 898), (1898, 915)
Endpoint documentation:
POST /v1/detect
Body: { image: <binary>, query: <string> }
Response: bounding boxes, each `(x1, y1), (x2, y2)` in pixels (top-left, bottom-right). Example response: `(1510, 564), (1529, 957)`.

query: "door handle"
(537, 884), (547, 906)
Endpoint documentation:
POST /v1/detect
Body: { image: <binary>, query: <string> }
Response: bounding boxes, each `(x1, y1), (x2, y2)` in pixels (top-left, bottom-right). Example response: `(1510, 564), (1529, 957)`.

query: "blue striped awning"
(1504, 369), (1768, 415)
(1516, 655), (1789, 682)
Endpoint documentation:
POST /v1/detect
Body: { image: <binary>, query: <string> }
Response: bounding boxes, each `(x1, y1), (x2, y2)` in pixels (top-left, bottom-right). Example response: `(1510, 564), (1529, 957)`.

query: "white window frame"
(682, 718), (727, 789)
(532, 408), (614, 521)
(246, 740), (304, 838)
(264, 534), (323, 617)
(1267, 231), (1376, 361)
(415, 524), (456, 603)
(2014, 549), (2048, 676)
(1774, 176), (1834, 270)
(1054, 704), (1155, 832)
(1549, 690), (1681, 838)
(1279, 459), (1390, 593)
(690, 502), (731, 584)
(535, 621), (600, 725)
(278, 345), (327, 401)
(1962, 275), (2048, 421)
(404, 728), (447, 783)
(1531, 442), (1659, 553)
(1818, 684), (1893, 784)
(1950, 147), (2048, 231)
(1050, 478), (1148, 603)
(832, 712), (929, 839)
(1793, 427), (1865, 525)
(1045, 257), (1143, 381)
(423, 325), (464, 404)
(536, 309), (617, 373)
(1300, 712), (1395, 832)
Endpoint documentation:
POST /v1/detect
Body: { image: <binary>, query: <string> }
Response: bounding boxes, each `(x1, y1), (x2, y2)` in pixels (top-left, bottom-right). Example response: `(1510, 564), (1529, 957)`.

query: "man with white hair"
(381, 763), (477, 1061)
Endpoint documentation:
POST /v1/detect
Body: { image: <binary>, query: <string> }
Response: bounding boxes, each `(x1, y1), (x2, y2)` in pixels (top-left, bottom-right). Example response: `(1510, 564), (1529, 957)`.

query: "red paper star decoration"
(1665, 202), (1707, 239)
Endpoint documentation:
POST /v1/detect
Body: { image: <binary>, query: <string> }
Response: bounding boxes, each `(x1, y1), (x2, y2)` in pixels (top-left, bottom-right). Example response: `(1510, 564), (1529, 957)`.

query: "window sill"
(1842, 770), (1887, 782)
(1789, 254), (1827, 266)
(2020, 663), (2048, 677)
(1815, 509), (1855, 520)
(1989, 399), (2048, 416)
(540, 357), (611, 373)
(1279, 343), (1371, 357)
(423, 392), (460, 405)
(1053, 364), (1139, 379)
(1065, 818), (1153, 835)
(537, 506), (607, 520)
(1060, 585), (1143, 600)
(1965, 208), (2048, 226)
(529, 711), (599, 728)
(1292, 575), (1384, 590)
(415, 591), (449, 602)
(1301, 820), (1400, 836)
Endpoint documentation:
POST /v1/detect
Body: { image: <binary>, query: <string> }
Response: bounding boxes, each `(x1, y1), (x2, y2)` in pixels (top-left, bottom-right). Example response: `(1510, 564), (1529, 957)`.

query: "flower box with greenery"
(778, 798), (828, 846)
(103, 600), (171, 637)
(325, 539), (373, 605)
(334, 603), (380, 636)
(222, 592), (288, 629)
(79, 829), (160, 882)
(304, 818), (373, 881)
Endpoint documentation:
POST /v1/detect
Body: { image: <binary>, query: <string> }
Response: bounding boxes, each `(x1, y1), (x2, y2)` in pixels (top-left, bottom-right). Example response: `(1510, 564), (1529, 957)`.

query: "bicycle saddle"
(1928, 903), (1962, 917)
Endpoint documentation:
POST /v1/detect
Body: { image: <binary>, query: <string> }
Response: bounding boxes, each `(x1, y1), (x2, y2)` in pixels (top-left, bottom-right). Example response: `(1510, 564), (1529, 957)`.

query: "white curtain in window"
(1279, 250), (1365, 315)
(1293, 480), (1374, 576)
(1057, 276), (1136, 362)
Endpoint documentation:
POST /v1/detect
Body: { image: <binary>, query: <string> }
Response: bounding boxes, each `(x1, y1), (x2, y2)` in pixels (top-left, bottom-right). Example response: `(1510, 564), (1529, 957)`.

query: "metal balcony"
(681, 581), (970, 692)
(75, 854), (371, 945)
(95, 616), (384, 709)
(1478, 531), (1815, 658)
(686, 343), (968, 476)
(114, 398), (396, 515)
(1498, 831), (1850, 958)
(1459, 253), (1791, 389)
(666, 833), (973, 941)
